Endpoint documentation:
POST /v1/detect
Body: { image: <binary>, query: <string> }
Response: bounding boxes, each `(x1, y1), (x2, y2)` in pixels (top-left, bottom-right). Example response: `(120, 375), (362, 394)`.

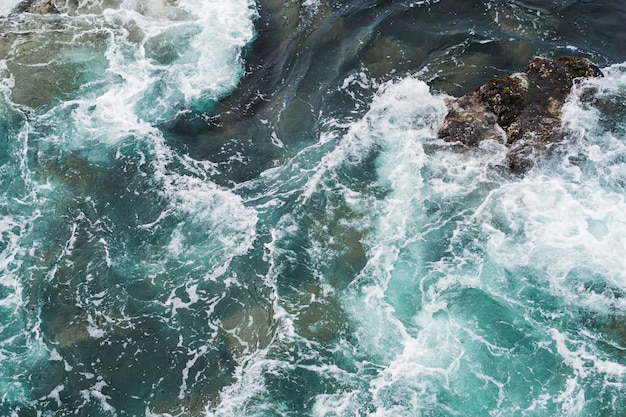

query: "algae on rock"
(438, 56), (603, 173)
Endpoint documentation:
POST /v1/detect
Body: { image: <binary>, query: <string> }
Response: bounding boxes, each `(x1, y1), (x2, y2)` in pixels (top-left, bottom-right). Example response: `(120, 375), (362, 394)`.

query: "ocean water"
(0, 0), (625, 416)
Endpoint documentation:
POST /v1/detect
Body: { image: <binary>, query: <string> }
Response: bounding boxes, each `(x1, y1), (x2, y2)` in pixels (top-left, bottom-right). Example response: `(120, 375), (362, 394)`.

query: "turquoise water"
(0, 0), (625, 416)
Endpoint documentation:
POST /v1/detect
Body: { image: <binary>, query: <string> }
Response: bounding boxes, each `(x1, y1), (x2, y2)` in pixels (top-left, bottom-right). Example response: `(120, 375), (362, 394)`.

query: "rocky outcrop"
(16, 0), (59, 14)
(438, 56), (603, 173)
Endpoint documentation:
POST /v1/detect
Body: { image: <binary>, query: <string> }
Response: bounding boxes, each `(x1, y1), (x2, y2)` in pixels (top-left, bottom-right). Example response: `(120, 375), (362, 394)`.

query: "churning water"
(0, 0), (625, 416)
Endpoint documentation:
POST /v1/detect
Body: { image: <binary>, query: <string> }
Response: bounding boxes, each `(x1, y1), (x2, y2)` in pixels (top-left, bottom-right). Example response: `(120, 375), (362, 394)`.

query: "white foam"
(302, 64), (626, 415)
(552, 329), (626, 379)
(20, 0), (262, 289)
(336, 77), (447, 361)
(477, 177), (626, 282)
(0, 3), (259, 413)
(227, 76), (459, 415)
(86, 314), (106, 339)
(0, 0), (22, 16)
(24, 0), (256, 149)
(464, 65), (626, 313)
(179, 343), (209, 400)
(0, 195), (56, 407)
(44, 384), (65, 407)
(312, 391), (362, 417)
(174, 0), (257, 103)
(150, 163), (258, 284)
(79, 379), (115, 413)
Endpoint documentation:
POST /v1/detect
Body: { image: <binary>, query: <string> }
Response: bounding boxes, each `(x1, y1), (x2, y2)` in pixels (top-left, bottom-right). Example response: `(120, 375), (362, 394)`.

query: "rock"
(438, 56), (603, 173)
(220, 303), (275, 356)
(16, 0), (60, 14)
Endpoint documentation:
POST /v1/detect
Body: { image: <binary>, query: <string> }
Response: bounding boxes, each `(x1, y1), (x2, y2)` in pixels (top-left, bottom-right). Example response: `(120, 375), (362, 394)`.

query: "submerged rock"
(438, 56), (603, 173)
(16, 0), (60, 14)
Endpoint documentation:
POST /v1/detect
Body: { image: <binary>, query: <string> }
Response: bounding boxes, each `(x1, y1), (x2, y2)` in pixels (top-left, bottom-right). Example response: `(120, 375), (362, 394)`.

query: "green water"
(0, 0), (625, 416)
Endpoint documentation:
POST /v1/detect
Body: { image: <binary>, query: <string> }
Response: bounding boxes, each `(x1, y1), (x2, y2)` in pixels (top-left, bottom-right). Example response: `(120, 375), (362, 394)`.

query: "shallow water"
(0, 0), (625, 416)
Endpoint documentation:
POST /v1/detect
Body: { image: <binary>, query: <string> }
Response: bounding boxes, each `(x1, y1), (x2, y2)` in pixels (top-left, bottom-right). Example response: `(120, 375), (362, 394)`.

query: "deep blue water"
(0, 0), (626, 416)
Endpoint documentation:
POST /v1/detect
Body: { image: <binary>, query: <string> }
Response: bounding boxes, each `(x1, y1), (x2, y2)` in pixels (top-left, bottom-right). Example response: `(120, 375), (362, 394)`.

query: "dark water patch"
(6, 141), (274, 414)
(581, 314), (626, 361)
(217, 0), (385, 120)
(166, 0), (626, 186)
(557, 0), (626, 63)
(35, 270), (261, 414)
(166, 0), (421, 182)
(293, 285), (349, 343)
(163, 122), (279, 186)
(512, 0), (579, 14)
(273, 198), (368, 293)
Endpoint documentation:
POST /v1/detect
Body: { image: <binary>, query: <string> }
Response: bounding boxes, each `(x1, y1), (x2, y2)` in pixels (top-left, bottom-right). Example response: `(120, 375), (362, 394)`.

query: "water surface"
(0, 1), (625, 416)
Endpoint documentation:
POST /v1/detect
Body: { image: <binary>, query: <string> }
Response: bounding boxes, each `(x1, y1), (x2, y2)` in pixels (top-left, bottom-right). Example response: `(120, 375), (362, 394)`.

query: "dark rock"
(16, 0), (60, 14)
(438, 56), (603, 173)
(439, 95), (505, 147)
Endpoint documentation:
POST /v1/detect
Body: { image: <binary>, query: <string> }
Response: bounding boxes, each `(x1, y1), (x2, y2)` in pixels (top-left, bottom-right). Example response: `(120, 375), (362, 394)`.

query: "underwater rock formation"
(438, 56), (603, 173)
(16, 0), (59, 14)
